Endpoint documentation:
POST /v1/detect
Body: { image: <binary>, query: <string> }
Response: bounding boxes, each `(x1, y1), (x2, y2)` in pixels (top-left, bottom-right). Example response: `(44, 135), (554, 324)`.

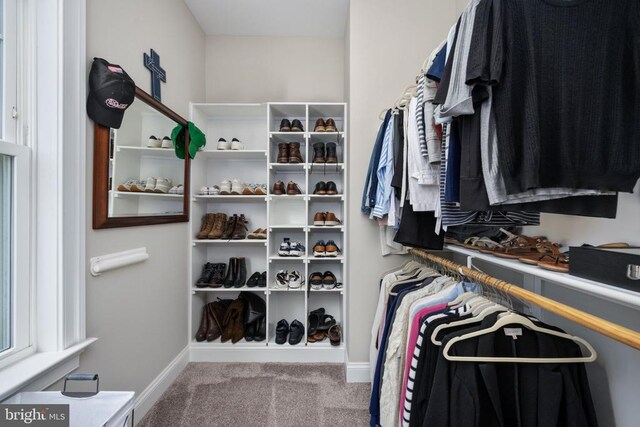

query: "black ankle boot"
(224, 257), (237, 288)
(312, 142), (326, 164)
(234, 257), (247, 288)
(326, 142), (337, 163)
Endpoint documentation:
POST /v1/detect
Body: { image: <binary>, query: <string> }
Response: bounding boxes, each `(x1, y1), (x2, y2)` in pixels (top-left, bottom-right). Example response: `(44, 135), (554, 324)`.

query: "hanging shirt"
(363, 110), (392, 215)
(372, 115), (396, 219)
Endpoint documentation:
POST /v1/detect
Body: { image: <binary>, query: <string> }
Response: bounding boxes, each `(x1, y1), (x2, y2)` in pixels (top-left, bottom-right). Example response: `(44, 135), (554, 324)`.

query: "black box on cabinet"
(569, 246), (640, 291)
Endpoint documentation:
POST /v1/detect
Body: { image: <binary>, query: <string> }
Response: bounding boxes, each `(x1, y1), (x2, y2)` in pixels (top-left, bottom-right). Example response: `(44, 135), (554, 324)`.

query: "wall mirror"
(93, 87), (190, 229)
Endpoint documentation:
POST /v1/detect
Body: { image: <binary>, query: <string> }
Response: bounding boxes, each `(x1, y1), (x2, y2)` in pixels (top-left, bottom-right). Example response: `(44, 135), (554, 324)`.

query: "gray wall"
(205, 36), (344, 102)
(73, 0), (205, 395)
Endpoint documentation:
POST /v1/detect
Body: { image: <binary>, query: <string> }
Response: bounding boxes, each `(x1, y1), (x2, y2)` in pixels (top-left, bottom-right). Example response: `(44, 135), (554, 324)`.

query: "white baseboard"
(134, 346), (189, 424)
(189, 346), (346, 363)
(346, 362), (371, 383)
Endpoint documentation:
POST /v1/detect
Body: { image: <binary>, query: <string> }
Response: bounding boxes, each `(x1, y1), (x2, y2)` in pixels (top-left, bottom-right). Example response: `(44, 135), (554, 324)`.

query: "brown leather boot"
(207, 213), (227, 239)
(288, 142), (303, 163)
(220, 214), (238, 239)
(232, 214), (248, 239)
(326, 142), (338, 163)
(205, 303), (222, 341)
(207, 301), (228, 341)
(277, 143), (289, 163)
(195, 304), (209, 342)
(221, 299), (246, 343)
(196, 213), (215, 239)
(325, 118), (337, 132)
(272, 181), (286, 195)
(286, 181), (302, 195)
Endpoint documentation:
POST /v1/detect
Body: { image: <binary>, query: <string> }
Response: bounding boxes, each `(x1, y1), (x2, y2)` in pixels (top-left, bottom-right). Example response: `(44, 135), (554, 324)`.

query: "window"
(0, 154), (10, 353)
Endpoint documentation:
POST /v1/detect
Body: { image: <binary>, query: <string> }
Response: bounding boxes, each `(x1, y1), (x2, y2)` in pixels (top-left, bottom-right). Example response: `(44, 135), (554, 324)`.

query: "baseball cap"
(87, 57), (136, 129)
(171, 121), (207, 160)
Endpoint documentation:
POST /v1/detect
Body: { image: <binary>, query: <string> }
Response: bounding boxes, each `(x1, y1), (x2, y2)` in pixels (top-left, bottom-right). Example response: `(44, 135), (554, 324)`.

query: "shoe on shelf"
(147, 135), (161, 148)
(312, 143), (326, 164)
(274, 270), (289, 289)
(277, 143), (289, 163)
(231, 178), (244, 195)
(196, 262), (216, 288)
(210, 185), (221, 195)
(247, 228), (267, 239)
(313, 181), (327, 195)
(255, 184), (267, 195)
(286, 181), (303, 195)
(309, 272), (324, 290)
(291, 119), (304, 132)
(208, 213), (228, 239)
(328, 324), (342, 346)
(325, 240), (341, 257)
(195, 304), (210, 342)
(279, 119), (292, 132)
(231, 138), (244, 150)
(289, 241), (305, 257)
(209, 263), (226, 288)
(323, 271), (337, 289)
(154, 178), (172, 193)
(313, 212), (327, 226)
(314, 118), (326, 132)
(272, 181), (286, 195)
(289, 320), (305, 345)
(221, 214), (238, 239)
(242, 184), (256, 195)
(325, 118), (338, 132)
(144, 177), (157, 192)
(220, 179), (232, 195)
(221, 298), (246, 344)
(198, 186), (210, 195)
(258, 271), (267, 288)
(168, 184), (183, 194)
(247, 272), (261, 288)
(288, 142), (303, 163)
(223, 257), (238, 288)
(116, 179), (138, 192)
(161, 136), (173, 148)
(275, 319), (290, 344)
(233, 257), (247, 287)
(278, 238), (291, 257)
(288, 271), (304, 289)
(326, 181), (338, 195)
(254, 318), (266, 341)
(217, 138), (230, 150)
(130, 179), (146, 192)
(326, 142), (338, 163)
(197, 213), (215, 239)
(232, 214), (249, 239)
(325, 212), (341, 226)
(313, 241), (327, 257)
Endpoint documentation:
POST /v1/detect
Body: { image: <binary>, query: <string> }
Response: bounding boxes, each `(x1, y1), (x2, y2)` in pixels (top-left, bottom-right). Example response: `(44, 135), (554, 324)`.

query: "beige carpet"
(138, 363), (371, 427)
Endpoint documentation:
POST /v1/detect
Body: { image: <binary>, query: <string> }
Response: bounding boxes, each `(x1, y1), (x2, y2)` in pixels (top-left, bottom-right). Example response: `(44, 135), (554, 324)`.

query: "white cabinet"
(188, 102), (347, 362)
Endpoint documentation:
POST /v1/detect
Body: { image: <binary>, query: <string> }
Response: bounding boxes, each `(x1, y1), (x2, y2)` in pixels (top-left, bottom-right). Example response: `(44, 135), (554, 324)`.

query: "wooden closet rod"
(409, 248), (640, 351)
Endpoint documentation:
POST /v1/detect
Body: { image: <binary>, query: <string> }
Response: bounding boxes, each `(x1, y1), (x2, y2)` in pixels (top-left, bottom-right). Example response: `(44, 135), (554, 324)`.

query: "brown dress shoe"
(288, 142), (303, 163)
(325, 118), (337, 132)
(326, 142), (338, 163)
(286, 181), (302, 195)
(207, 213), (228, 239)
(313, 212), (327, 226)
(272, 181), (286, 195)
(325, 212), (341, 226)
(277, 143), (289, 163)
(232, 214), (248, 239)
(196, 213), (215, 239)
(221, 214), (238, 239)
(314, 118), (326, 132)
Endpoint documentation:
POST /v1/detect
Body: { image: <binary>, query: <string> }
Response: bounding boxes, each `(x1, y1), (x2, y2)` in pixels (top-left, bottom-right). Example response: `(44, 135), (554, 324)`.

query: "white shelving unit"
(188, 102), (347, 362)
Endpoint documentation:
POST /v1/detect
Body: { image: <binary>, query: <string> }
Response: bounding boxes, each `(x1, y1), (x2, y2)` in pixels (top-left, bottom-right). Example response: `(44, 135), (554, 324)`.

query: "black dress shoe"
(254, 318), (266, 342)
(289, 319), (305, 345)
(279, 119), (291, 132)
(291, 119), (304, 132)
(275, 319), (289, 344)
(258, 271), (267, 288)
(326, 181), (338, 195)
(314, 181), (327, 195)
(247, 272), (261, 288)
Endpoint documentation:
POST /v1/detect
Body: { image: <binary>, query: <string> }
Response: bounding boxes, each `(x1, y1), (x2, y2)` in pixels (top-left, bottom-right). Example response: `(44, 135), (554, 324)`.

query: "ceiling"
(183, 0), (348, 37)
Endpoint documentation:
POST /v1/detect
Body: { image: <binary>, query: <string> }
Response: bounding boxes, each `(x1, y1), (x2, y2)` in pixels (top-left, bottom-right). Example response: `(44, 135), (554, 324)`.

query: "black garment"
(423, 316), (599, 427)
(467, 0), (640, 194)
(394, 204), (445, 250)
(391, 110), (405, 197)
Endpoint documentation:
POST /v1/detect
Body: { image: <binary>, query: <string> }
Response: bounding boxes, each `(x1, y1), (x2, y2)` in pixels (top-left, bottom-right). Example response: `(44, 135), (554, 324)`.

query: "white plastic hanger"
(442, 312), (597, 363)
(431, 303), (507, 346)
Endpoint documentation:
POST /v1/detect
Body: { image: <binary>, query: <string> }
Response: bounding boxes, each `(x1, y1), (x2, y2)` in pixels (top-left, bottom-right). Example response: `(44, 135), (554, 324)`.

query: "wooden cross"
(143, 49), (166, 101)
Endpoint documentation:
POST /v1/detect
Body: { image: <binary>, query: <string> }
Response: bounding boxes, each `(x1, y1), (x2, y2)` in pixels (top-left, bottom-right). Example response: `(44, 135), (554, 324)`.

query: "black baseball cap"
(87, 57), (136, 129)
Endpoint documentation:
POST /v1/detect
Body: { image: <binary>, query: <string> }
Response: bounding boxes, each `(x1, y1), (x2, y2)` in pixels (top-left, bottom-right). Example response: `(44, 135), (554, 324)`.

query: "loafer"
(275, 319), (289, 344)
(288, 319), (305, 345)
(291, 119), (304, 132)
(246, 272), (261, 288)
(258, 271), (267, 288)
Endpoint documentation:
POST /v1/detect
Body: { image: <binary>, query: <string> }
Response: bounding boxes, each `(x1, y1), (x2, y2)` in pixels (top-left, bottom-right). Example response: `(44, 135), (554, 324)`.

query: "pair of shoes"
(247, 272), (267, 288)
(220, 178), (244, 195)
(198, 185), (221, 195)
(307, 308), (337, 339)
(168, 185), (184, 194)
(222, 257), (247, 288)
(247, 228), (267, 239)
(143, 177), (172, 193)
(311, 142), (338, 163)
(222, 292), (267, 343)
(116, 179), (142, 192)
(313, 212), (341, 226)
(309, 271), (338, 290)
(278, 238), (305, 257)
(217, 138), (244, 150)
(242, 184), (268, 195)
(195, 300), (231, 342)
(312, 241), (341, 257)
(196, 213), (248, 239)
(272, 181), (303, 195)
(195, 262), (227, 288)
(147, 135), (173, 148)
(275, 319), (305, 345)
(277, 142), (303, 163)
(313, 118), (338, 132)
(313, 181), (338, 195)
(274, 270), (304, 289)
(279, 119), (304, 132)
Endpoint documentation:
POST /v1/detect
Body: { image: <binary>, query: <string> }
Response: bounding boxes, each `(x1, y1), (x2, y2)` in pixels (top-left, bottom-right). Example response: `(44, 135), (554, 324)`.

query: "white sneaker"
(177, 185), (184, 195)
(144, 177), (157, 192)
(217, 138), (230, 150)
(198, 186), (210, 195)
(278, 238), (291, 256)
(288, 271), (304, 289)
(274, 270), (289, 289)
(209, 185), (221, 195)
(220, 179), (232, 195)
(231, 178), (244, 195)
(231, 138), (244, 150)
(161, 136), (173, 148)
(154, 178), (172, 193)
(289, 241), (305, 257)
(147, 136), (161, 148)
(169, 185), (179, 194)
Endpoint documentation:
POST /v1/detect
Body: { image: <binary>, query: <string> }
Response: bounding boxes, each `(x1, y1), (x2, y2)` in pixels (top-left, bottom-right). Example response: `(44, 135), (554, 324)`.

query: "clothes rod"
(409, 248), (640, 351)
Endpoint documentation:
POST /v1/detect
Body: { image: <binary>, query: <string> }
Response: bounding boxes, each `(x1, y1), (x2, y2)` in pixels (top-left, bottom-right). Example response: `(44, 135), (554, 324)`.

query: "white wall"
(71, 0), (205, 396)
(205, 36), (344, 102)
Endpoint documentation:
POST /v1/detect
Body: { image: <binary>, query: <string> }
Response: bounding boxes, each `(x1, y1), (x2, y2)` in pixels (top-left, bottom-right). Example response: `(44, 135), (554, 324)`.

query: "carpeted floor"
(138, 363), (371, 427)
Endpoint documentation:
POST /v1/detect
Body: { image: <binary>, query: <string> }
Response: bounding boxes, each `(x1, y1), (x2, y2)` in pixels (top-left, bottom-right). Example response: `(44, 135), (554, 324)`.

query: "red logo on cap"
(105, 98), (128, 110)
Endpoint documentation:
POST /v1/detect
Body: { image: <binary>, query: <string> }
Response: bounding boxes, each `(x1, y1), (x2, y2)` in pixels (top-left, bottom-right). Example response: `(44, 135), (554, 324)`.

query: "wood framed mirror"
(93, 87), (190, 229)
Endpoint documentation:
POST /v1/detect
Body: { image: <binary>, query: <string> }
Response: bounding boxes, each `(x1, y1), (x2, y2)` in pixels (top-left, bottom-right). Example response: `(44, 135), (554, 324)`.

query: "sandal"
(317, 314), (337, 332)
(307, 330), (327, 343)
(328, 324), (342, 346)
(537, 251), (570, 273)
(518, 242), (561, 265)
(492, 235), (547, 259)
(462, 236), (502, 252)
(477, 228), (519, 255)
(307, 308), (325, 336)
